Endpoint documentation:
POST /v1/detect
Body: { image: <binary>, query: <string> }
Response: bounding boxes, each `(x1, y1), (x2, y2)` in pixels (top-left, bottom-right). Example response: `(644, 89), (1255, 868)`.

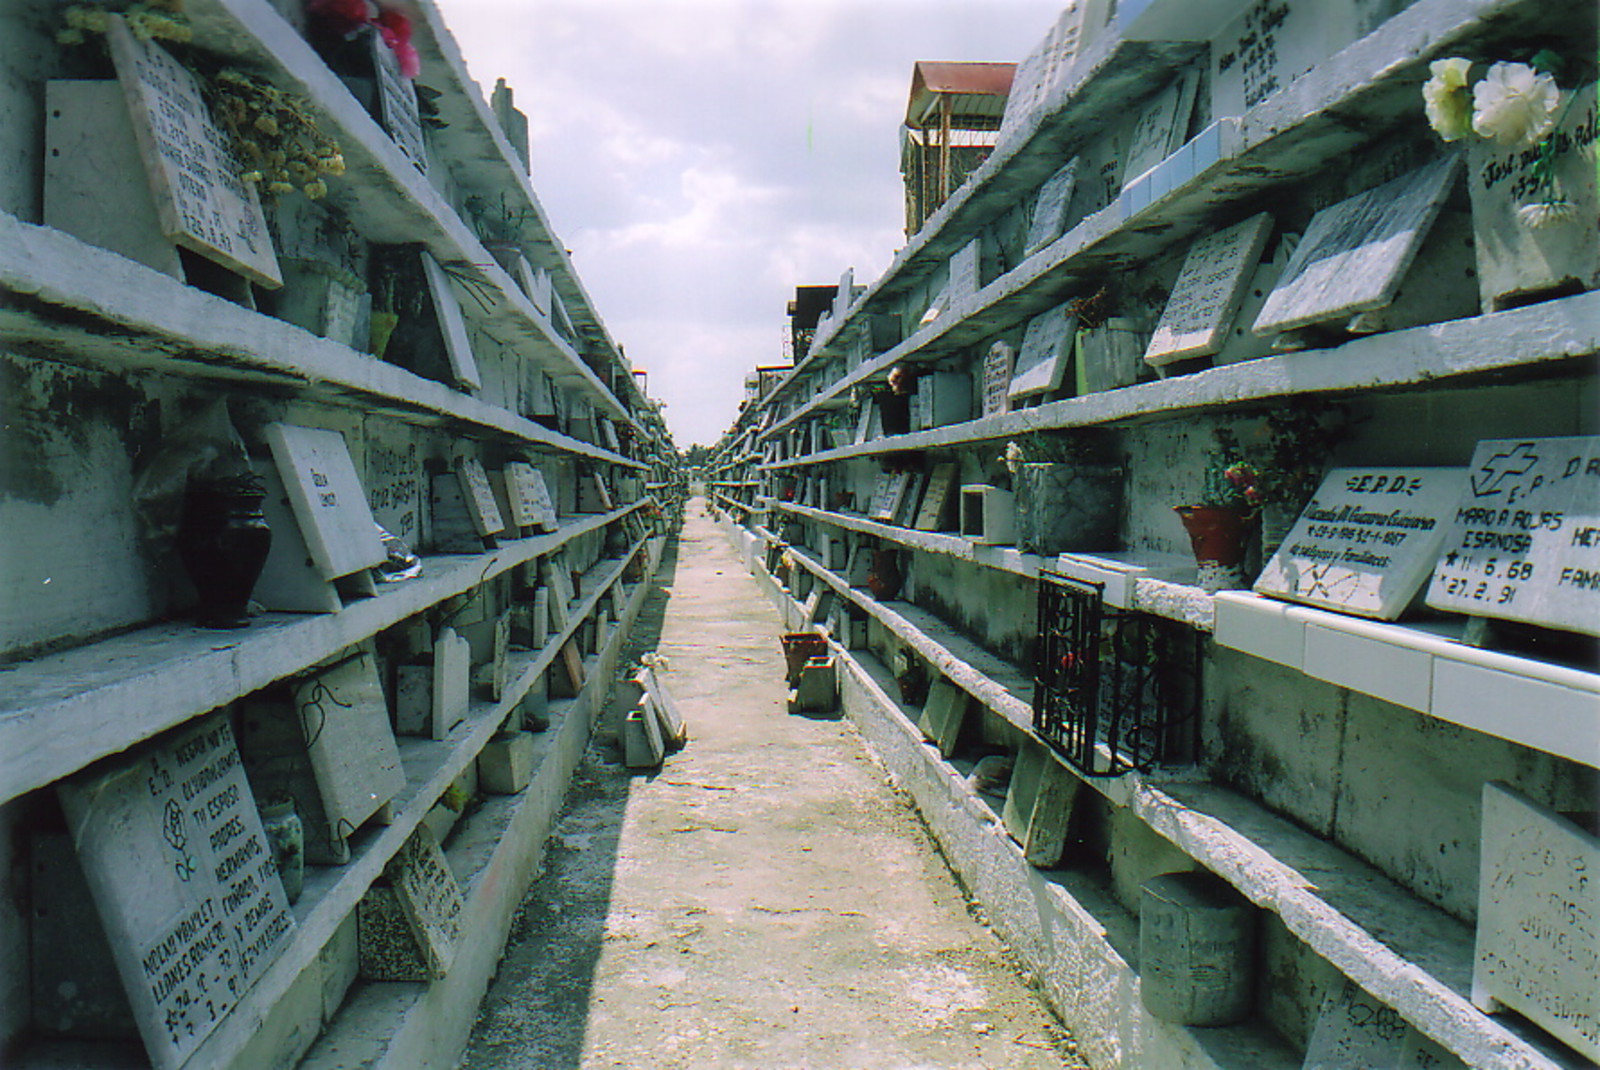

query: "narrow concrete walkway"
(460, 501), (1086, 1069)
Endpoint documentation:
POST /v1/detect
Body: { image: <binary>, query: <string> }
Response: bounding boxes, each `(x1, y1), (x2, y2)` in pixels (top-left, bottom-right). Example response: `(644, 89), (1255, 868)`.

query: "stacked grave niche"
(1033, 571), (1201, 776)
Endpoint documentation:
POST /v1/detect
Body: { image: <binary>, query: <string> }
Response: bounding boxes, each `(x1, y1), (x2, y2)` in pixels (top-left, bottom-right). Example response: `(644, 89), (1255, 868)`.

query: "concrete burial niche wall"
(0, 357), (172, 657)
(1206, 645), (1597, 922)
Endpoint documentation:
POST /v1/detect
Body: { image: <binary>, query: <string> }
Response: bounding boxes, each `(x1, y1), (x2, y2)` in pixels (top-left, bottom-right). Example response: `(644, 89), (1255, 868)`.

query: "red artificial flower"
(375, 7), (420, 78)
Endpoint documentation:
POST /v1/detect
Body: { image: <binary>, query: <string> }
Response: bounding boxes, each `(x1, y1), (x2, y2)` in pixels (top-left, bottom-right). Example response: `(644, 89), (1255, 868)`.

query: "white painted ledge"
(1214, 591), (1600, 768)
(0, 506), (645, 805)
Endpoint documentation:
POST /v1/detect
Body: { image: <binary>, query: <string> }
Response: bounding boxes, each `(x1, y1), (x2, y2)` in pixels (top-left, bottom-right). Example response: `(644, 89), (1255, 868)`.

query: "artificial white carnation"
(1422, 57), (1474, 141)
(1471, 61), (1562, 150)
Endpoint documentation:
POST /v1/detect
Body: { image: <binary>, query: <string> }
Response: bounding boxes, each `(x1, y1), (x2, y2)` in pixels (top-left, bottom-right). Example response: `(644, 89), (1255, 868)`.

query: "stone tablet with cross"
(1254, 467), (1466, 620)
(1426, 436), (1600, 636)
(106, 18), (281, 288)
(56, 712), (295, 1070)
(384, 825), (465, 980)
(291, 651), (405, 840)
(1009, 301), (1077, 400)
(1253, 154), (1462, 335)
(265, 422), (388, 581)
(1472, 781), (1600, 1061)
(1145, 212), (1274, 365)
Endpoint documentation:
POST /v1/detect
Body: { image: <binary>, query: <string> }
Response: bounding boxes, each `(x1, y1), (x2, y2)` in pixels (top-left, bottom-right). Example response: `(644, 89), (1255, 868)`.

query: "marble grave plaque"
(454, 457), (506, 537)
(1009, 302), (1077, 400)
(867, 472), (907, 523)
(432, 627), (472, 740)
(291, 651), (405, 838)
(1426, 436), (1600, 636)
(57, 713), (295, 1070)
(1255, 467), (1466, 619)
(1120, 68), (1198, 188)
(982, 339), (1015, 416)
(999, 0), (1110, 142)
(1466, 88), (1599, 311)
(384, 825), (465, 980)
(1145, 212), (1274, 365)
(1253, 154), (1461, 335)
(1301, 977), (1409, 1070)
(504, 462), (558, 531)
(914, 463), (960, 532)
(372, 33), (427, 174)
(421, 252), (483, 391)
(1473, 781), (1599, 1060)
(265, 423), (387, 581)
(106, 18), (281, 288)
(948, 238), (982, 305)
(1024, 158), (1081, 256)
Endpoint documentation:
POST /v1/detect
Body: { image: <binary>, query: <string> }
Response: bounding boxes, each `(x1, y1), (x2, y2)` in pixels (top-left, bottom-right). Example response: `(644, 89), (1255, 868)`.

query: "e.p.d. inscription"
(56, 712), (295, 1070)
(1255, 467), (1466, 619)
(1145, 212), (1273, 365)
(1473, 781), (1599, 1060)
(105, 18), (281, 288)
(1426, 436), (1600, 636)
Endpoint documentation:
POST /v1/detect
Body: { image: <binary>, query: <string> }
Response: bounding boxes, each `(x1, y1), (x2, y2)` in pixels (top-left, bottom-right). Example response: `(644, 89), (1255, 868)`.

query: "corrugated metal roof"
(906, 60), (1016, 128)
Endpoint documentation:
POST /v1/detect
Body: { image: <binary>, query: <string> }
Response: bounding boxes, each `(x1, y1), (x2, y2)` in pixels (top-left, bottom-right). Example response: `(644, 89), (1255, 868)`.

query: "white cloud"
(444, 0), (1066, 445)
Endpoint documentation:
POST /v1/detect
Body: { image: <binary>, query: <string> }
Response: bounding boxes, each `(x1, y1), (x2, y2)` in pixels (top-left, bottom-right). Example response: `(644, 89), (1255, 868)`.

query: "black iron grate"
(1033, 570), (1202, 777)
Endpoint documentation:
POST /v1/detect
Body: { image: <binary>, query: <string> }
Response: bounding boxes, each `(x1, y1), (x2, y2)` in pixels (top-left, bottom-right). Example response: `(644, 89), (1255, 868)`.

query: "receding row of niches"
(10, 517), (649, 1070)
(20, 1), (634, 435)
(0, 350), (643, 664)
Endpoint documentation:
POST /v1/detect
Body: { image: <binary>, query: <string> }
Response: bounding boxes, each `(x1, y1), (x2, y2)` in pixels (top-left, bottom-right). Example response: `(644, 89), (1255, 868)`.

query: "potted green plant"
(1174, 427), (1259, 592)
(1005, 429), (1122, 554)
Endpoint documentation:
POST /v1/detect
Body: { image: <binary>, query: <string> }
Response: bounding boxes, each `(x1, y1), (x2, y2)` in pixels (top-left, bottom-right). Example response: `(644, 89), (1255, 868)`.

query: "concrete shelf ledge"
(776, 503), (1217, 631)
(0, 216), (644, 470)
(762, 289), (1600, 458)
(746, 527), (1573, 1070)
(166, 0), (638, 428)
(1214, 592), (1600, 768)
(0, 506), (644, 806)
(762, 0), (1544, 424)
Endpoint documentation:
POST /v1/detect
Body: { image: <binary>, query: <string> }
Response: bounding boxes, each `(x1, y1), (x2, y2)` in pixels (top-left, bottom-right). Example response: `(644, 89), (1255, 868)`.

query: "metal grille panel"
(1033, 570), (1201, 777)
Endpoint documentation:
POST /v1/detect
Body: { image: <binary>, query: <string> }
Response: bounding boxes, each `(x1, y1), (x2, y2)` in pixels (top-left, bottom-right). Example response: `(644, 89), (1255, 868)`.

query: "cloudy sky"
(443, 0), (1065, 448)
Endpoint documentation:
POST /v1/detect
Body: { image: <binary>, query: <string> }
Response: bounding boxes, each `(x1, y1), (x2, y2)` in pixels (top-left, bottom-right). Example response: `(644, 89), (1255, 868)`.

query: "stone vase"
(175, 474), (273, 628)
(1175, 505), (1255, 593)
(1013, 463), (1123, 554)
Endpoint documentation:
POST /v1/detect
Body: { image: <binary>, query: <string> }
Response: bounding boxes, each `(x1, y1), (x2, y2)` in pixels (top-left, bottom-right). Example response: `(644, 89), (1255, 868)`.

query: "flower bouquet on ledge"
(1175, 428), (1260, 593)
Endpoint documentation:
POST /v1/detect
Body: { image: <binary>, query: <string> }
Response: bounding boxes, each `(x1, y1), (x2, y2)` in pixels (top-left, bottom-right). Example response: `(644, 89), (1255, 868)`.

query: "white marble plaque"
(999, 0), (1110, 142)
(372, 33), (428, 174)
(1427, 437), (1600, 634)
(1254, 154), (1462, 335)
(1120, 69), (1198, 187)
(1255, 468), (1466, 619)
(1473, 781), (1599, 1060)
(57, 712), (295, 1070)
(421, 251), (483, 391)
(1302, 978), (1410, 1070)
(1467, 88), (1600, 311)
(1009, 302), (1077, 400)
(914, 463), (960, 532)
(1146, 213), (1274, 365)
(432, 627), (472, 740)
(265, 423), (387, 581)
(106, 18), (281, 288)
(948, 238), (982, 305)
(455, 458), (506, 536)
(504, 462), (558, 531)
(1024, 158), (1081, 256)
(384, 825), (465, 980)
(867, 472), (909, 523)
(1212, 0), (1363, 118)
(364, 423), (423, 546)
(291, 652), (405, 837)
(982, 339), (1015, 416)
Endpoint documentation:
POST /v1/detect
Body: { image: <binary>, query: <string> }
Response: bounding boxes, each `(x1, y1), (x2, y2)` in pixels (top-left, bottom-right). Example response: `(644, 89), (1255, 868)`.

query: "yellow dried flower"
(266, 181), (295, 195)
(303, 179), (328, 200)
(253, 114), (280, 136)
(316, 153), (346, 176)
(241, 171), (264, 184)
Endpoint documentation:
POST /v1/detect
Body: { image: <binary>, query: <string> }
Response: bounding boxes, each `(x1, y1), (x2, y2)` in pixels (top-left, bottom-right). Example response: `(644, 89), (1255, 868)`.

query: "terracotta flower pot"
(1174, 505), (1255, 593)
